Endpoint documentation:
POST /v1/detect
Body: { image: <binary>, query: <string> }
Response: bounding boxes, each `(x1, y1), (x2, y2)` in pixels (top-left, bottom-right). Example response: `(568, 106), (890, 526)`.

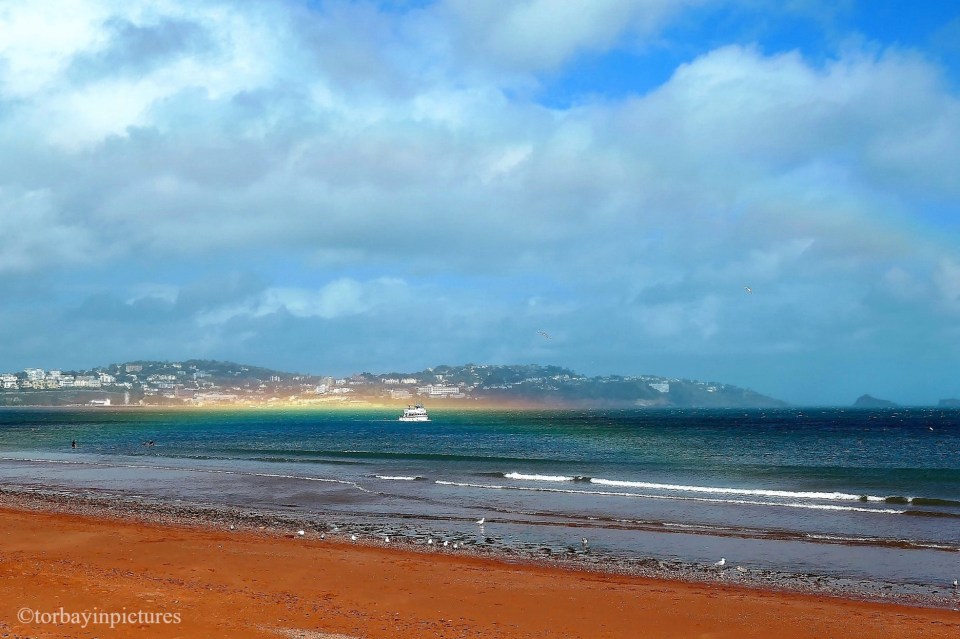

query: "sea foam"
(502, 470), (885, 502)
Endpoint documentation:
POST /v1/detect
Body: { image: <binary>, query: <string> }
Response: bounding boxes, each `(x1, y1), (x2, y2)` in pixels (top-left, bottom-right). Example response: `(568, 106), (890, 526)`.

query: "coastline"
(1, 481), (958, 611)
(1, 489), (959, 638)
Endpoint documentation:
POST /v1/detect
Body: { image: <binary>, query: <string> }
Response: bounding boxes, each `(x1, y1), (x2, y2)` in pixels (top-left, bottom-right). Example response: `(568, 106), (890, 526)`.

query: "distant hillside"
(853, 394), (898, 408)
(359, 363), (787, 408)
(1, 360), (787, 408)
(938, 398), (960, 408)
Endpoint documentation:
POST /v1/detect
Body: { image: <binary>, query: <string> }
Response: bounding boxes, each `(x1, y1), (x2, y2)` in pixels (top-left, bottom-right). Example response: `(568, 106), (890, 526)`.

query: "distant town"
(0, 360), (789, 408)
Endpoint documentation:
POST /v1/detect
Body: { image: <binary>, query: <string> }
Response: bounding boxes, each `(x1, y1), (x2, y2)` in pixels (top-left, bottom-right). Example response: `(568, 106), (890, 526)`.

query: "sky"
(1, 0), (959, 406)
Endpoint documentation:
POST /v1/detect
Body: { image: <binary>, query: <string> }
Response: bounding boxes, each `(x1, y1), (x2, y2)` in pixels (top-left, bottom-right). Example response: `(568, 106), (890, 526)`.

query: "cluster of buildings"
(1, 368), (122, 390)
(1, 361), (702, 408)
(0, 362), (475, 407)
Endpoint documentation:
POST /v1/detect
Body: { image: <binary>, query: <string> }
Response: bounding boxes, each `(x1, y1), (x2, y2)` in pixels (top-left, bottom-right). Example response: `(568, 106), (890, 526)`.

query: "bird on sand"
(714, 558), (726, 567)
(350, 534), (357, 542)
(384, 536), (390, 543)
(296, 530), (305, 536)
(427, 538), (433, 545)
(581, 537), (589, 548)
(443, 540), (449, 547)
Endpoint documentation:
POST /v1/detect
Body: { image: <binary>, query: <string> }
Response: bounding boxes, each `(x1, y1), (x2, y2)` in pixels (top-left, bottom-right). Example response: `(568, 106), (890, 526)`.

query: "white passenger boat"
(399, 404), (429, 422)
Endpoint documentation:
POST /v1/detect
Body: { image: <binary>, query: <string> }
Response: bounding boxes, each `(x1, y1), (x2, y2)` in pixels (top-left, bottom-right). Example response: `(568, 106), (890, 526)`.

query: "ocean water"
(0, 407), (958, 591)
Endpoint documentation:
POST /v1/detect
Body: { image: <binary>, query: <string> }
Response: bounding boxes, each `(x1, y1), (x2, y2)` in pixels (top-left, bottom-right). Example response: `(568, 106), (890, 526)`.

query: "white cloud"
(442, 0), (701, 72)
(195, 278), (409, 325)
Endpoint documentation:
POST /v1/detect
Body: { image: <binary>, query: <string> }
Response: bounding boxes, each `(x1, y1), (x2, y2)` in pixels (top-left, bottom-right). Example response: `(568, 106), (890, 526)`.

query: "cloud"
(68, 16), (214, 81)
(441, 0), (702, 73)
(195, 278), (409, 325)
(933, 258), (960, 314)
(0, 0), (958, 403)
(0, 188), (99, 273)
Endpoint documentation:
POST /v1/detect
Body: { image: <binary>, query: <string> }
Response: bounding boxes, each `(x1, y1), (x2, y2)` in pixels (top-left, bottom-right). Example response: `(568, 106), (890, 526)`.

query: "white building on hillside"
(416, 384), (464, 398)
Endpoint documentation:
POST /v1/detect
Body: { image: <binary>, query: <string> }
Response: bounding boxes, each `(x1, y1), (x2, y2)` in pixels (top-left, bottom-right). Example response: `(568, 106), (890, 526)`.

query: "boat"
(399, 404), (429, 422)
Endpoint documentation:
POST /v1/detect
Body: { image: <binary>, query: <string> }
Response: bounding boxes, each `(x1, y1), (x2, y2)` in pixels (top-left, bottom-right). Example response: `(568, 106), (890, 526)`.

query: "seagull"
(443, 540), (449, 547)
(476, 517), (485, 525)
(744, 286), (753, 294)
(427, 538), (433, 545)
(320, 533), (325, 539)
(537, 330), (551, 340)
(714, 558), (726, 567)
(384, 536), (390, 543)
(350, 534), (357, 542)
(581, 537), (589, 548)
(297, 530), (305, 536)
(953, 579), (958, 588)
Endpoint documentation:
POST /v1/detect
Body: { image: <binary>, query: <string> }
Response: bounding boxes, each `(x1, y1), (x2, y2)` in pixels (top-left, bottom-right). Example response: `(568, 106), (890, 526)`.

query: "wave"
(374, 475), (426, 481)
(504, 472), (577, 482)
(906, 497), (960, 507)
(902, 509), (960, 519)
(503, 472), (960, 507)
(589, 478), (874, 501)
(502, 472), (591, 482)
(804, 534), (960, 550)
(435, 480), (907, 515)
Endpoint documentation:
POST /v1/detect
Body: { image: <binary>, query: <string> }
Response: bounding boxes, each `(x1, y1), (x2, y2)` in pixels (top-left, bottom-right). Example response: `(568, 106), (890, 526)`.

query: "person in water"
(71, 440), (76, 449)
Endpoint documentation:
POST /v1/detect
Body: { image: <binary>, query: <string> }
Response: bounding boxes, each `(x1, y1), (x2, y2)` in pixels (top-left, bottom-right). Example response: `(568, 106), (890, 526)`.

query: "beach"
(1, 407), (959, 607)
(1, 497), (958, 639)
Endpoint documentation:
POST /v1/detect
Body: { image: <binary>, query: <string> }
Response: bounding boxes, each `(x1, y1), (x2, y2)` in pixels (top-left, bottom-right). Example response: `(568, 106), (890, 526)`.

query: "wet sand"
(1, 503), (958, 638)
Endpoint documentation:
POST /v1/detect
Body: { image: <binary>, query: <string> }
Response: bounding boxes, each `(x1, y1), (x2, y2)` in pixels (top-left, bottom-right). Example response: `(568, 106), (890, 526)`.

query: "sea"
(1, 406), (958, 600)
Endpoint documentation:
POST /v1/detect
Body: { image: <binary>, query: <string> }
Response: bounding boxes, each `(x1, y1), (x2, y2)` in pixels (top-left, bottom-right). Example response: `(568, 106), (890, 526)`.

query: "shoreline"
(2, 485), (959, 612)
(0, 493), (958, 638)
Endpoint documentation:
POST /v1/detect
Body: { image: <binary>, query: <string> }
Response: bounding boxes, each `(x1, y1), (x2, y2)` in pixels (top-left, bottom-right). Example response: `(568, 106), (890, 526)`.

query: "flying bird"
(537, 330), (551, 339)
(744, 286), (753, 294)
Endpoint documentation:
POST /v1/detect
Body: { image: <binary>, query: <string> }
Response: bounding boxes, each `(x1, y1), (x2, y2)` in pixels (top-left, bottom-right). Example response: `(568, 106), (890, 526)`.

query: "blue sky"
(1, 0), (959, 405)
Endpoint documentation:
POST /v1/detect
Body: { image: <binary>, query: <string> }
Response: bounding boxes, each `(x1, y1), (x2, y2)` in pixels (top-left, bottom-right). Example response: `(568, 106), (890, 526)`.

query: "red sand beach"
(1, 505), (957, 639)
